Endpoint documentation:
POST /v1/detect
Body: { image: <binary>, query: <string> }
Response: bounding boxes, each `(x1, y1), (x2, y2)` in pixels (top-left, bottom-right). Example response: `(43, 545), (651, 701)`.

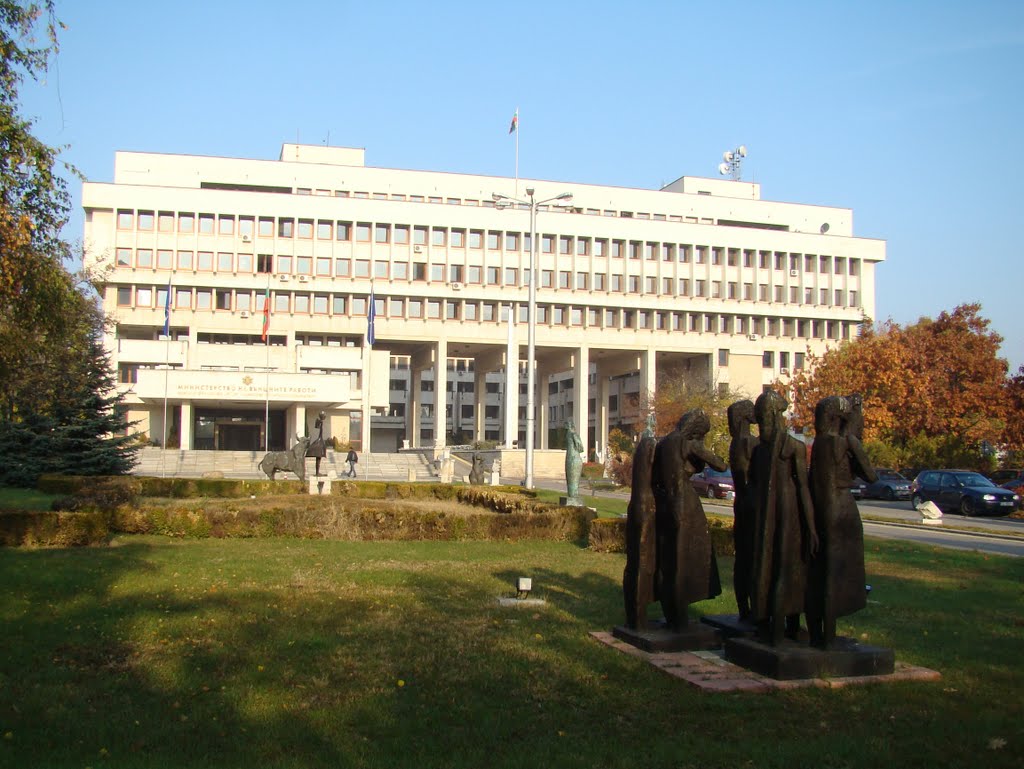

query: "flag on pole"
(162, 276), (172, 337)
(367, 290), (376, 346)
(508, 109), (518, 134)
(261, 287), (271, 341)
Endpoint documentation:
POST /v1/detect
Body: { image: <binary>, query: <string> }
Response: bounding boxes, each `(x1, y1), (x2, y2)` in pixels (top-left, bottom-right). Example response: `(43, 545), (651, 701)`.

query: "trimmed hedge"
(588, 515), (736, 557)
(0, 511), (109, 547)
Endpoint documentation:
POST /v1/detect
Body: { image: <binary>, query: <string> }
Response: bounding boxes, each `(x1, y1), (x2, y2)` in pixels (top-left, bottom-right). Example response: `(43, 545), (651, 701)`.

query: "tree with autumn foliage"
(781, 304), (1014, 470)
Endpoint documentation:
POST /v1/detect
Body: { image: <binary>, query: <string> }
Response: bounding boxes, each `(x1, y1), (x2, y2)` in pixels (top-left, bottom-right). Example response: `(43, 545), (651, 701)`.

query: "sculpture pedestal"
(701, 613), (758, 639)
(307, 476), (333, 495)
(724, 636), (895, 680)
(612, 621), (721, 653)
(560, 495), (584, 507)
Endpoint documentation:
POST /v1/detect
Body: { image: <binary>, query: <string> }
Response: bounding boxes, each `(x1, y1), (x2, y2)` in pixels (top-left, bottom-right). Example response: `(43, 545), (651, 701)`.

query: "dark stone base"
(612, 621), (721, 653)
(724, 636), (895, 680)
(560, 495), (584, 507)
(701, 614), (758, 639)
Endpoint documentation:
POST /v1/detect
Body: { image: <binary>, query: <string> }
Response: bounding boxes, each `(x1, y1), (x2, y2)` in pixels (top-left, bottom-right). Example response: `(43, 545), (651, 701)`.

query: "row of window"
(114, 252), (860, 308)
(116, 285), (854, 340)
(113, 211), (862, 274)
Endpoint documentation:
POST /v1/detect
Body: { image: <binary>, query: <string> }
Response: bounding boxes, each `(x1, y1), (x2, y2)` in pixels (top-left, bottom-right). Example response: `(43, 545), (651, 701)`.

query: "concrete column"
(474, 367), (487, 441)
(572, 346), (589, 450)
(295, 405), (307, 439)
(503, 305), (518, 448)
(434, 338), (447, 448)
(598, 370), (611, 460)
(179, 402), (193, 450)
(538, 367), (550, 450)
(639, 348), (657, 419)
(410, 366), (423, 447)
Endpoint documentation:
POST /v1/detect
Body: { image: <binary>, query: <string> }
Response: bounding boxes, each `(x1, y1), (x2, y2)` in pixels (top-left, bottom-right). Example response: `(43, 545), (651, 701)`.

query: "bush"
(587, 514), (735, 556)
(608, 455), (633, 488)
(0, 511), (109, 547)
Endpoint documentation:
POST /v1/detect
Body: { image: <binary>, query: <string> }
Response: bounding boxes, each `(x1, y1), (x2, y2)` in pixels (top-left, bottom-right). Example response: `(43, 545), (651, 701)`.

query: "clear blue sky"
(22, 0), (1024, 371)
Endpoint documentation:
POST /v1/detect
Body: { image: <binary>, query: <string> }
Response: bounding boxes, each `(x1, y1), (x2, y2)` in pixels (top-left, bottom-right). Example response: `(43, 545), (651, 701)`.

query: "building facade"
(83, 144), (884, 458)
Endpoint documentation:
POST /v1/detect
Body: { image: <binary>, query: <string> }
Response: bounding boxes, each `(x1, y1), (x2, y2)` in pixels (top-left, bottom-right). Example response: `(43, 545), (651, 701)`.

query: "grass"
(0, 535), (1022, 768)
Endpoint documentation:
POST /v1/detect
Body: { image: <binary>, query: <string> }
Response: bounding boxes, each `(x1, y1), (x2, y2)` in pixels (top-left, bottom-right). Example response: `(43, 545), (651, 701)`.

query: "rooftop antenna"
(718, 145), (747, 181)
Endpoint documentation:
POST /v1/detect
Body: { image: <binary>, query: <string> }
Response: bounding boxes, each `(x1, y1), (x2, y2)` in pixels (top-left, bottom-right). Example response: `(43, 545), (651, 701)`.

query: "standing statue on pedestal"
(623, 414), (658, 629)
(749, 390), (818, 645)
(306, 410), (327, 476)
(652, 409), (726, 631)
(564, 419), (584, 502)
(727, 399), (757, 621)
(806, 395), (877, 648)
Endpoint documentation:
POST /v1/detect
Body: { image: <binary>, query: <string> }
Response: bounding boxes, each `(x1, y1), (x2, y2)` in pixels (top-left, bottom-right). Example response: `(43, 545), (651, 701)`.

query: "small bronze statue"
(306, 410), (327, 476)
(623, 415), (658, 629)
(652, 409), (726, 631)
(260, 436), (312, 482)
(748, 390), (818, 645)
(564, 419), (584, 500)
(468, 453), (486, 485)
(727, 399), (757, 621)
(806, 395), (877, 648)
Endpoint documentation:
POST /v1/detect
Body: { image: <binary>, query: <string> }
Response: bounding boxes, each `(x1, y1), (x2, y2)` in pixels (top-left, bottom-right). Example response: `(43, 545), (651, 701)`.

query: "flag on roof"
(508, 109), (518, 134)
(162, 276), (172, 337)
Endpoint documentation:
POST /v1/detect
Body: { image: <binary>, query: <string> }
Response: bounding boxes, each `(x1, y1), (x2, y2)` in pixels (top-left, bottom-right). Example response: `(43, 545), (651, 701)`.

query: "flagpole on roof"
(513, 107), (519, 198)
(264, 271), (271, 452)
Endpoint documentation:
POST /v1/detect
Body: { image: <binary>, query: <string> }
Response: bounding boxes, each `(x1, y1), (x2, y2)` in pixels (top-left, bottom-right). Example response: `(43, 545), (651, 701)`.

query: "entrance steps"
(134, 448), (438, 482)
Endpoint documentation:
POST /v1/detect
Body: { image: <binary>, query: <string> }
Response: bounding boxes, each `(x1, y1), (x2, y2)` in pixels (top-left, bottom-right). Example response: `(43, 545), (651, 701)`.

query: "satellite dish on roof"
(723, 151), (734, 162)
(718, 162), (731, 176)
(738, 145), (747, 157)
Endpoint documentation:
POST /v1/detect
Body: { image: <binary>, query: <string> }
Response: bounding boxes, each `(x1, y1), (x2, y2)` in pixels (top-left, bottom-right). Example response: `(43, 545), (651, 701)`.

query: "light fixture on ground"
(516, 577), (532, 599)
(492, 188), (574, 489)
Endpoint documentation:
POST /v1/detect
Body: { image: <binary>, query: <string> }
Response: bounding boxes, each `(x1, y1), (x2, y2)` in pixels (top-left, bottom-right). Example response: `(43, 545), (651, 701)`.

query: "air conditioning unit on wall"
(748, 333), (758, 341)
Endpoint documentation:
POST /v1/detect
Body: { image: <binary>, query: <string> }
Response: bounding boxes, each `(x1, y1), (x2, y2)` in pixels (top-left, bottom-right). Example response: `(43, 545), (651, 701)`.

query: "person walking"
(345, 448), (359, 478)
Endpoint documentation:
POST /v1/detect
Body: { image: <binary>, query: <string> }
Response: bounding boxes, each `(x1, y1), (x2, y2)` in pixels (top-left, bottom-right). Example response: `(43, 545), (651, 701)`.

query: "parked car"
(863, 469), (911, 501)
(1000, 477), (1024, 510)
(849, 477), (867, 499)
(690, 467), (735, 500)
(909, 470), (1021, 516)
(989, 468), (1024, 486)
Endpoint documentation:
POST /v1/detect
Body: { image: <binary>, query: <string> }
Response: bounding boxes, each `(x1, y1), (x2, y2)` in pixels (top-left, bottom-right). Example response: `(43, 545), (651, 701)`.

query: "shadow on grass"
(0, 538), (1022, 769)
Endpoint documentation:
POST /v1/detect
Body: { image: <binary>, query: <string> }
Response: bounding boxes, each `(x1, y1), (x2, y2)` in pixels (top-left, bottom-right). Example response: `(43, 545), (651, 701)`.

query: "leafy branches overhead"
(782, 303), (1014, 468)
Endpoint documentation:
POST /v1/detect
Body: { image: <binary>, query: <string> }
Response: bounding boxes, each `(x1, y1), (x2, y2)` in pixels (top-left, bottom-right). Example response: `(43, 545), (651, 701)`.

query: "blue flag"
(162, 277), (172, 336)
(367, 290), (376, 346)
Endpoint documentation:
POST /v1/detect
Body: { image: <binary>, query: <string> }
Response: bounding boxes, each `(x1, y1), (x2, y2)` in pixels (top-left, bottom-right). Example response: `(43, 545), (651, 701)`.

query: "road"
(558, 481), (1024, 558)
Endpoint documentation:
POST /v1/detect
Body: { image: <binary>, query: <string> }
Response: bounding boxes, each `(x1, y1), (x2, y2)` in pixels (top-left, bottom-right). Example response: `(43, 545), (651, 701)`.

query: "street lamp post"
(493, 188), (573, 489)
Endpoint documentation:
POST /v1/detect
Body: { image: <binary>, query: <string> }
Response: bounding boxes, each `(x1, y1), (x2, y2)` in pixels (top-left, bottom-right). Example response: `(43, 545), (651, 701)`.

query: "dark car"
(910, 470), (1021, 516)
(990, 468), (1024, 486)
(849, 477), (867, 499)
(1000, 477), (1024, 510)
(863, 469), (911, 501)
(690, 468), (735, 500)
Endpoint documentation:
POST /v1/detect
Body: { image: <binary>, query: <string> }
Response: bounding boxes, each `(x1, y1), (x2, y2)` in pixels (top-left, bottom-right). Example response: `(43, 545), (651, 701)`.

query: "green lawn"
(0, 536), (1021, 769)
(0, 487), (59, 511)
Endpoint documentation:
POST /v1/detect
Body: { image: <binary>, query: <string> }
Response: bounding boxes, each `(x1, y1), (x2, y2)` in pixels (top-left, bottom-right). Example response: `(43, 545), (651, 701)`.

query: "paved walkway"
(589, 631), (941, 692)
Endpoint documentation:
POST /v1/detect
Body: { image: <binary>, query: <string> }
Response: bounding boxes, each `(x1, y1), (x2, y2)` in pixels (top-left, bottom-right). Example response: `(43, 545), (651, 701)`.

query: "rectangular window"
(196, 289), (212, 310)
(335, 258), (351, 277)
(392, 261), (409, 280)
(218, 216), (234, 235)
(239, 217), (254, 238)
(577, 238), (590, 256)
(218, 252), (233, 272)
(116, 286), (132, 306)
(176, 288), (192, 309)
(158, 212), (174, 232)
(594, 273), (606, 291)
(297, 256), (312, 275)
(277, 255), (292, 274)
(451, 229), (465, 247)
(333, 296), (347, 315)
(316, 257), (331, 276)
(294, 294), (310, 314)
(197, 251), (213, 271)
(198, 214), (215, 234)
(559, 236), (572, 255)
(718, 349), (729, 366)
(356, 223), (371, 242)
(426, 300), (441, 319)
(762, 351), (774, 368)
(336, 221), (352, 241)
(594, 239), (607, 257)
(375, 224), (390, 243)
(179, 213), (194, 233)
(117, 210), (133, 229)
(394, 225), (410, 245)
(258, 217), (274, 237)
(413, 226), (427, 245)
(488, 231), (501, 250)
(278, 218), (294, 238)
(576, 272), (588, 290)
(820, 288), (829, 305)
(275, 293), (290, 312)
(155, 250), (171, 269)
(355, 260), (371, 278)
(695, 280), (705, 297)
(177, 251), (193, 270)
(137, 211), (154, 231)
(136, 287), (152, 307)
(116, 248), (132, 267)
(504, 268), (518, 286)
(215, 290), (231, 310)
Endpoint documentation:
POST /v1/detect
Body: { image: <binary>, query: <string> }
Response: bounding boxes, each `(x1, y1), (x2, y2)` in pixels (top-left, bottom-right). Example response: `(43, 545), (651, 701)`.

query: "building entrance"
(194, 408), (287, 451)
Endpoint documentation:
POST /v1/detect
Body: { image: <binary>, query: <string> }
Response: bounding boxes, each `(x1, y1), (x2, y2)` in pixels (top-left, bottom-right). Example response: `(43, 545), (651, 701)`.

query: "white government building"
(83, 143), (884, 475)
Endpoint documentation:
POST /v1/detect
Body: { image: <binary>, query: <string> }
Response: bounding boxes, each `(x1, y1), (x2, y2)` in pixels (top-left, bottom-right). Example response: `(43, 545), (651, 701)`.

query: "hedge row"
(0, 511), (109, 547)
(588, 515), (736, 557)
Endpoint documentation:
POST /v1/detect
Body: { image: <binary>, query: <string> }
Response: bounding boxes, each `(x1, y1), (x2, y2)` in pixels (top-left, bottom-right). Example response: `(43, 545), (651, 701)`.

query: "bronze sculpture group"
(624, 390), (876, 650)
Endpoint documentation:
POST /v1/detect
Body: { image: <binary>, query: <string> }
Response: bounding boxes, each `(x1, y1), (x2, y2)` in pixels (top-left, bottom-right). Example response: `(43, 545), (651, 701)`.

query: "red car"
(690, 468), (735, 500)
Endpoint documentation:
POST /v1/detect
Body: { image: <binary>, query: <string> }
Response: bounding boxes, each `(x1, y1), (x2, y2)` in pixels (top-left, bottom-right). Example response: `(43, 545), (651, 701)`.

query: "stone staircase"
(134, 448), (439, 482)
